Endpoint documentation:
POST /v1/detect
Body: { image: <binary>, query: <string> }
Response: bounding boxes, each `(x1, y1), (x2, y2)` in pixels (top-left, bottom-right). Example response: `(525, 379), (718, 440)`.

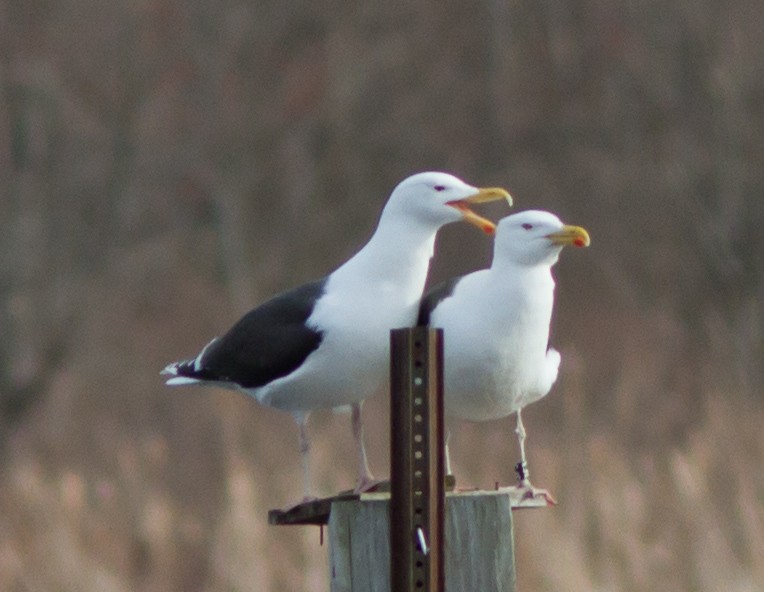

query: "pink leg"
(444, 429), (453, 476)
(352, 402), (375, 492)
(295, 413), (316, 502)
(511, 408), (556, 505)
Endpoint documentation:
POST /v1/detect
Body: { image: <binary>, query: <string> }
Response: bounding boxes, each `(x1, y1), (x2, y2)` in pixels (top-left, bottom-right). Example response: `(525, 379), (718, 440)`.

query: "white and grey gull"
(417, 210), (590, 504)
(162, 172), (511, 500)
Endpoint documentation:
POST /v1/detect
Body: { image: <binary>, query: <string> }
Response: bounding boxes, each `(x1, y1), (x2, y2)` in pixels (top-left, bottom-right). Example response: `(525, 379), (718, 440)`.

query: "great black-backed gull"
(163, 172), (511, 500)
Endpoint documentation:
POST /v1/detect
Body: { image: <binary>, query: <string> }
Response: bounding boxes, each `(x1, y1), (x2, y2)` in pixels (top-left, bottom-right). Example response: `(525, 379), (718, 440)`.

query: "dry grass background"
(1, 1), (763, 590)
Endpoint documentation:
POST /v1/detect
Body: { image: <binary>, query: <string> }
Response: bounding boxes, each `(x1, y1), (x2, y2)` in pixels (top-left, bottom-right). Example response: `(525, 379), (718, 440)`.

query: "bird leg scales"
(444, 429), (453, 477)
(296, 414), (317, 503)
(509, 408), (557, 505)
(352, 402), (379, 493)
(515, 407), (530, 480)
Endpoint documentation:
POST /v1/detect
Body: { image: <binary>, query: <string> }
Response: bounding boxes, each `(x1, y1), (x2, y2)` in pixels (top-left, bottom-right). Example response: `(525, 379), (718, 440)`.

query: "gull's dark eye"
(433, 185), (446, 192)
(522, 223), (533, 230)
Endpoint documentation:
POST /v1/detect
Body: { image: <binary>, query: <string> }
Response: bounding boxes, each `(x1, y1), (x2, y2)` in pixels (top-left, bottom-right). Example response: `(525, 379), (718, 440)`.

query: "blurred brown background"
(1, 0), (763, 590)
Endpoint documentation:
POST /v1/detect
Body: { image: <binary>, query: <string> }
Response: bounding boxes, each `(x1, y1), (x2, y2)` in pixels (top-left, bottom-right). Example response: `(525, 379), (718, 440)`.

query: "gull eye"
(433, 185), (446, 192)
(522, 223), (533, 230)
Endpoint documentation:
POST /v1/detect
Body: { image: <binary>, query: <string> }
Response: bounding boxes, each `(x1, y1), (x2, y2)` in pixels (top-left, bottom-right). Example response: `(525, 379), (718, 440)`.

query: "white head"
(381, 172), (512, 235)
(493, 210), (590, 267)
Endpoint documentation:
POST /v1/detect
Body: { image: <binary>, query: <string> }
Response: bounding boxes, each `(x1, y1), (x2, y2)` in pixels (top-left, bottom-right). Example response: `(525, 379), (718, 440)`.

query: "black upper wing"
(190, 278), (327, 388)
(416, 276), (463, 326)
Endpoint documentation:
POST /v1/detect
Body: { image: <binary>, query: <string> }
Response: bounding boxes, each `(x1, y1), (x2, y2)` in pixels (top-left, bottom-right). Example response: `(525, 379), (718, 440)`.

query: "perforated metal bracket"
(390, 327), (445, 592)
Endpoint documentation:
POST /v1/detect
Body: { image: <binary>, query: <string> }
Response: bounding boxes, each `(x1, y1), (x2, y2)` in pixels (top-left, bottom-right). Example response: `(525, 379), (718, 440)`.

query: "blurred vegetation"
(1, 0), (762, 590)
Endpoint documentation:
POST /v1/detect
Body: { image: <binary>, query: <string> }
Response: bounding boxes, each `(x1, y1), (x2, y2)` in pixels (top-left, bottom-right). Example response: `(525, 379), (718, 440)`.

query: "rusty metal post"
(390, 327), (445, 592)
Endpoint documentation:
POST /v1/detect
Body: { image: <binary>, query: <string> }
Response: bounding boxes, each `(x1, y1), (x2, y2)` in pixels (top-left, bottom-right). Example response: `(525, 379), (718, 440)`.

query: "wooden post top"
(268, 486), (548, 527)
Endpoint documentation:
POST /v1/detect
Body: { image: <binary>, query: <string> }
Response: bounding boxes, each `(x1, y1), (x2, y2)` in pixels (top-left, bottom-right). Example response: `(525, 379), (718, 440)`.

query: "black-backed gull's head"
(382, 172), (512, 235)
(494, 210), (590, 267)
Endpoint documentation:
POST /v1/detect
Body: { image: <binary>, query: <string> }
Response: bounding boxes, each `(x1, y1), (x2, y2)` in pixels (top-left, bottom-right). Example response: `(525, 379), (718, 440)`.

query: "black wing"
(416, 276), (463, 326)
(178, 279), (327, 388)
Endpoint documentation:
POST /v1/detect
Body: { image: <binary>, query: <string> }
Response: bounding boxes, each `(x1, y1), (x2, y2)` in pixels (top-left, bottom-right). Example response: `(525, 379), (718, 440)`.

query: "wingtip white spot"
(160, 364), (179, 376)
(165, 377), (201, 386)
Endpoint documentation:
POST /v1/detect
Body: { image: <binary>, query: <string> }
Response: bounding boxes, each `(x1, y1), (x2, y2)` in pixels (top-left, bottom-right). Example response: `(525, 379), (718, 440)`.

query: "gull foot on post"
(495, 460), (557, 506)
(296, 496), (320, 509)
(497, 481), (557, 507)
(514, 479), (558, 506)
(277, 494), (321, 516)
(353, 477), (386, 494)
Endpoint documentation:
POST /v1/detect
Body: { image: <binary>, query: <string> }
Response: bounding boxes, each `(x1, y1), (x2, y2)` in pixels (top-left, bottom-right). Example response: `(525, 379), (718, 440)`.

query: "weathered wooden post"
(270, 327), (547, 591)
(326, 491), (519, 592)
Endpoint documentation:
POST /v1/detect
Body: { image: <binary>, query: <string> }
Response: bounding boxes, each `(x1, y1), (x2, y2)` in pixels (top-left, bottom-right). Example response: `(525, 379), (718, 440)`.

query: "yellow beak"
(547, 224), (591, 247)
(447, 187), (513, 235)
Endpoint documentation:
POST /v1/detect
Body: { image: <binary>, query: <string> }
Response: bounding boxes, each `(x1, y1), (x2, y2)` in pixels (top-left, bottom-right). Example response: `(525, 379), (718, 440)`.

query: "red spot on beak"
(573, 237), (586, 247)
(483, 224), (495, 235)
